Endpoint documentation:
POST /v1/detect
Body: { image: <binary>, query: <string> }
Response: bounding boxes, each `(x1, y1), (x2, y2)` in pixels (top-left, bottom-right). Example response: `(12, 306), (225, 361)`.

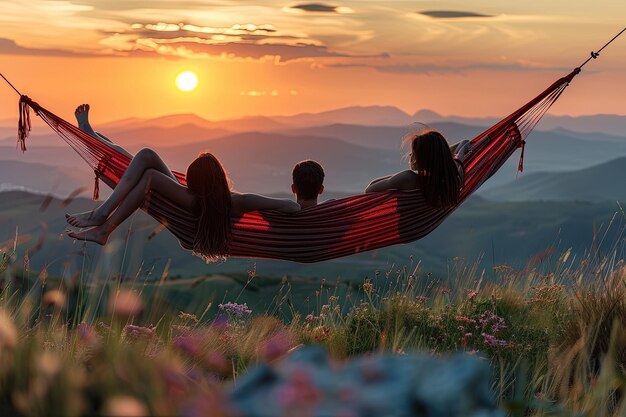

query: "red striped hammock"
(16, 68), (580, 263)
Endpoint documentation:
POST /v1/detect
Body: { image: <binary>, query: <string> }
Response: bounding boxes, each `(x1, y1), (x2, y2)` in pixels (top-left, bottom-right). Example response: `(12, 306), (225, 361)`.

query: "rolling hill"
(482, 157), (626, 202)
(0, 191), (622, 282)
(0, 160), (91, 197)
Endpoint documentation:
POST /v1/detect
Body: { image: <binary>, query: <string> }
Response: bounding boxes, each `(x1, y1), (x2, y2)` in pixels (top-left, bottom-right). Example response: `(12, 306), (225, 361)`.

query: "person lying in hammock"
(65, 104), (300, 260)
(365, 130), (472, 208)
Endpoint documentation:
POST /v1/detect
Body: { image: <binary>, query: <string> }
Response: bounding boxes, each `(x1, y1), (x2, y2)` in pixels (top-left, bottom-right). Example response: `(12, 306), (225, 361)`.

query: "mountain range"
(483, 157), (626, 202)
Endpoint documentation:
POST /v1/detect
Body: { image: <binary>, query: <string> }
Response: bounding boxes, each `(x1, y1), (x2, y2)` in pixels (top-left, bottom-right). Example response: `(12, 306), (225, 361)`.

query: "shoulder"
(390, 170), (420, 189)
(366, 170), (420, 193)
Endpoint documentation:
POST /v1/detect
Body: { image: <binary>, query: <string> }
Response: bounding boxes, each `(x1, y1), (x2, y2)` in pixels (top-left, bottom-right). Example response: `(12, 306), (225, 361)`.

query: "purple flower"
(174, 334), (201, 356)
(124, 324), (156, 340)
(218, 302), (252, 318)
(481, 333), (509, 347)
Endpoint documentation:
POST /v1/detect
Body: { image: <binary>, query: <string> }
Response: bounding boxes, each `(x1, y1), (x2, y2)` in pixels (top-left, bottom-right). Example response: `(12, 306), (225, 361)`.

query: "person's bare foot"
(74, 104), (98, 136)
(66, 226), (109, 245)
(65, 210), (107, 228)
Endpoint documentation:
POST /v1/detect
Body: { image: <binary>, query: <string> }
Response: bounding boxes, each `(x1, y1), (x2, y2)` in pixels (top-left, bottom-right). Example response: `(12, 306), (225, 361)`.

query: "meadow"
(1, 230), (626, 416)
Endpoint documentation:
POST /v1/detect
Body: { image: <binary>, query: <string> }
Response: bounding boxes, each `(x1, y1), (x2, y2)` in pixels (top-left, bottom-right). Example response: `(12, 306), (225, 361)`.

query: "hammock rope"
(1, 30), (623, 263)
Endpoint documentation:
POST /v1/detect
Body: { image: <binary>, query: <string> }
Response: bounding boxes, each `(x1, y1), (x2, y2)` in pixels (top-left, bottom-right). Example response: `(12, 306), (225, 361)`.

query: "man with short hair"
(291, 160), (325, 209)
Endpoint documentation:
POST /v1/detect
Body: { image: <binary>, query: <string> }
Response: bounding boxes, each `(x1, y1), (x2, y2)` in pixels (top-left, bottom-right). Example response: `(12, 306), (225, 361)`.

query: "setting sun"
(176, 71), (198, 92)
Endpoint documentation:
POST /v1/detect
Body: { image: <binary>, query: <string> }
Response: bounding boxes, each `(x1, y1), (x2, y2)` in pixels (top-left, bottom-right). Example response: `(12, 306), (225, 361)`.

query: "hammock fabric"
(16, 68), (580, 263)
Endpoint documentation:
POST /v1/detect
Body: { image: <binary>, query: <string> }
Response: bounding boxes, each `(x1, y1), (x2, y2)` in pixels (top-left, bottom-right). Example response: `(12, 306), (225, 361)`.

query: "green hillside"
(1, 191), (622, 285)
(483, 157), (626, 202)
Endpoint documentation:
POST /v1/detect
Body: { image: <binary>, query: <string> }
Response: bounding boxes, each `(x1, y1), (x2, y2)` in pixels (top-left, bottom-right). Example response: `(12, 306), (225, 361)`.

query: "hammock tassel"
(17, 96), (31, 152)
(93, 172), (100, 201)
(517, 140), (526, 173)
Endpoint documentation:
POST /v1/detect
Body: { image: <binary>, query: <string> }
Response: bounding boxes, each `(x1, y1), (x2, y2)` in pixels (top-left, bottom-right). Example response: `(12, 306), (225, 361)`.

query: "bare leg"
(67, 169), (196, 244)
(66, 148), (177, 227)
(75, 104), (99, 138)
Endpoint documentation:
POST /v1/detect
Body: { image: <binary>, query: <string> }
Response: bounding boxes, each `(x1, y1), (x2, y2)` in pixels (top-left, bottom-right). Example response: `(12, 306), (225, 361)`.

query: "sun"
(176, 71), (198, 92)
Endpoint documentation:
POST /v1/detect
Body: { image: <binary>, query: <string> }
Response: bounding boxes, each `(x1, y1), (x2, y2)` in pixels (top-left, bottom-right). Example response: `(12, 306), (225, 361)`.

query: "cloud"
(97, 20), (385, 63)
(289, 3), (338, 13)
(122, 22), (286, 43)
(327, 60), (570, 75)
(240, 90), (279, 97)
(126, 39), (385, 62)
(0, 38), (94, 57)
(285, 3), (353, 14)
(417, 10), (495, 19)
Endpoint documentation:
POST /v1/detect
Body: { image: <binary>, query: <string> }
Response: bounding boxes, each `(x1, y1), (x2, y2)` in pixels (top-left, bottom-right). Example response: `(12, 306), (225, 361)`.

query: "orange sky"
(0, 1), (624, 122)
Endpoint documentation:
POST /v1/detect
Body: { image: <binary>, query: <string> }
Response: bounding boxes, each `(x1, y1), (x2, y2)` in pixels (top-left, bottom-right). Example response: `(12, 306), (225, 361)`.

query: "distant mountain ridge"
(482, 157), (626, 202)
(95, 106), (626, 136)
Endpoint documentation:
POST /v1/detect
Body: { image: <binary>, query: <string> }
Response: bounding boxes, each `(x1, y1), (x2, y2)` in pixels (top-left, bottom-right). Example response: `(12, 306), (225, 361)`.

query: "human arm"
(366, 175), (392, 187)
(231, 193), (300, 216)
(450, 140), (472, 159)
(365, 170), (418, 193)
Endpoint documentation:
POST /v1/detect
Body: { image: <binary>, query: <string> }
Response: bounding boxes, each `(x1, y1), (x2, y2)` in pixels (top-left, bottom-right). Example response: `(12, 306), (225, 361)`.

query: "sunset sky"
(0, 1), (624, 123)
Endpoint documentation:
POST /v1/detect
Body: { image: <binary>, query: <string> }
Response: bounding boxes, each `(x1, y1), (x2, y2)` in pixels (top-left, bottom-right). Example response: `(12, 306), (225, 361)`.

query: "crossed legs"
(66, 104), (195, 243)
(66, 168), (196, 244)
(66, 147), (178, 227)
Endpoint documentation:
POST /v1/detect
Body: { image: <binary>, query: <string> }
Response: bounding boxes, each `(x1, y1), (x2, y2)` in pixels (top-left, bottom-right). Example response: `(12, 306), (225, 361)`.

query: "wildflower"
(108, 290), (143, 318)
(171, 325), (192, 337)
(362, 279), (374, 295)
(415, 295), (428, 304)
(124, 324), (156, 341)
(478, 311), (506, 333)
(77, 323), (101, 348)
(36, 352), (61, 378)
(218, 302), (252, 318)
(174, 334), (202, 357)
(42, 290), (66, 309)
(211, 314), (228, 331)
(305, 314), (316, 322)
(205, 351), (229, 374)
(178, 311), (198, 322)
(481, 333), (509, 348)
(455, 315), (476, 324)
(311, 326), (329, 342)
(39, 266), (48, 287)
(259, 330), (293, 362)
(0, 309), (17, 349)
(493, 265), (513, 272)
(23, 251), (29, 272)
(102, 396), (149, 417)
(247, 263), (257, 279)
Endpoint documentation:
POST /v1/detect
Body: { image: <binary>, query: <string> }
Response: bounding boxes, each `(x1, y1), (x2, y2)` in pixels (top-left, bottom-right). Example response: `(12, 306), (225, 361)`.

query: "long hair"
(405, 130), (461, 208)
(186, 152), (232, 261)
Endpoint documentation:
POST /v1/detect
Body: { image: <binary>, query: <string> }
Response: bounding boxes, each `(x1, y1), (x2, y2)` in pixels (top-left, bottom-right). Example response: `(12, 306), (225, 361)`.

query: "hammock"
(14, 68), (580, 263)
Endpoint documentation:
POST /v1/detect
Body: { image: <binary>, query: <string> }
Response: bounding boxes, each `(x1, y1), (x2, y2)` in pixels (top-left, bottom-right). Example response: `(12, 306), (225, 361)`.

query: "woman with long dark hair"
(65, 105), (299, 261)
(365, 129), (471, 208)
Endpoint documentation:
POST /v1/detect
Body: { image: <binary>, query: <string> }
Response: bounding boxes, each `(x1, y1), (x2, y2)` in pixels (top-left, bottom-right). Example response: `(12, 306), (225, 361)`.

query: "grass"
(1, 236), (626, 416)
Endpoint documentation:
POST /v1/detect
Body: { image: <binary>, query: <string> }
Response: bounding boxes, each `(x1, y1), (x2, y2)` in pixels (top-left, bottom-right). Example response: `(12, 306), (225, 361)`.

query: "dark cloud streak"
(328, 62), (569, 74)
(290, 3), (339, 13)
(0, 38), (95, 58)
(417, 10), (494, 19)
